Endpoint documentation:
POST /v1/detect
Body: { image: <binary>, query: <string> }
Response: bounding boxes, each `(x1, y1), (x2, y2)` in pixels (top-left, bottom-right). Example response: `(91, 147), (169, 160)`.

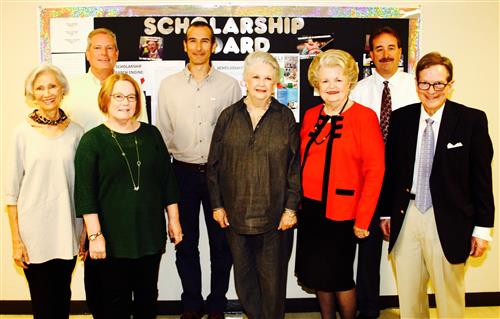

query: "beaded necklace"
(28, 109), (67, 125)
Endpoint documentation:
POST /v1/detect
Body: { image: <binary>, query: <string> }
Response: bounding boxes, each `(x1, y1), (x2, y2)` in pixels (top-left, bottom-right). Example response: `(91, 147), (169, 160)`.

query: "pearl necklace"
(110, 130), (141, 191)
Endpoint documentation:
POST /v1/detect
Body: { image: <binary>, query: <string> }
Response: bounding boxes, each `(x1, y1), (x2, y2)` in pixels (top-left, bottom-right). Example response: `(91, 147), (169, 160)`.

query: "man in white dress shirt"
(350, 26), (419, 319)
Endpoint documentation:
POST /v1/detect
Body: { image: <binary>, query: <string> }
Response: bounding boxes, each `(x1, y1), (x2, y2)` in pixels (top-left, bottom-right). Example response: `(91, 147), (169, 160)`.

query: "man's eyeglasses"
(111, 94), (137, 102)
(417, 82), (449, 91)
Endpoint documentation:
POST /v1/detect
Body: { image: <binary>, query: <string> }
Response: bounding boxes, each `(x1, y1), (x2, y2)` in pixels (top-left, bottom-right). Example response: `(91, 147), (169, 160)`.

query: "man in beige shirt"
(157, 21), (241, 319)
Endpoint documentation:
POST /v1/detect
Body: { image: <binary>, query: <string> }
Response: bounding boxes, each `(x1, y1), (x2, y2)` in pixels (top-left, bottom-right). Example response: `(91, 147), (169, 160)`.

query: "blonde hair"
(308, 49), (359, 89)
(98, 73), (142, 119)
(24, 63), (69, 107)
(87, 28), (118, 51)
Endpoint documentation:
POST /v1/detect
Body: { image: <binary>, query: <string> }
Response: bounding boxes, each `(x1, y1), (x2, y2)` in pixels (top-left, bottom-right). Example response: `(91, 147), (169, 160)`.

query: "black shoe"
(180, 311), (204, 319)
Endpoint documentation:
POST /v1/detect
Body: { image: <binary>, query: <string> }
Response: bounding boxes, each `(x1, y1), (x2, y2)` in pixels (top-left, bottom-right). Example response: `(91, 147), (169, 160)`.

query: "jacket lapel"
(432, 100), (459, 169)
(405, 105), (421, 174)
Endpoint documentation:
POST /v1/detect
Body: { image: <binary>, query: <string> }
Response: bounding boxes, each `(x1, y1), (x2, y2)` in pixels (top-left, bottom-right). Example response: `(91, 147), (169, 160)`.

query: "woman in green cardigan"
(75, 73), (182, 318)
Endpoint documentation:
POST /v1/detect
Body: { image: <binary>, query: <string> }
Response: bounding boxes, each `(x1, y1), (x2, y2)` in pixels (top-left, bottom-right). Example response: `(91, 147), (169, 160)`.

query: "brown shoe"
(180, 311), (204, 319)
(207, 313), (225, 319)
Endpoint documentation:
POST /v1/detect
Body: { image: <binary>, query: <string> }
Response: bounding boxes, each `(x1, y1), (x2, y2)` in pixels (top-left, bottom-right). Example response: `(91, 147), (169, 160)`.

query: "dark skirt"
(295, 197), (356, 292)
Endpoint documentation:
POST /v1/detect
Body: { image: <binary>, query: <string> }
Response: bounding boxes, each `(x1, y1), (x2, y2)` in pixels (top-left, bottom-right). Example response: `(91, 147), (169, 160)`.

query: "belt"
(410, 193), (416, 200)
(173, 159), (207, 173)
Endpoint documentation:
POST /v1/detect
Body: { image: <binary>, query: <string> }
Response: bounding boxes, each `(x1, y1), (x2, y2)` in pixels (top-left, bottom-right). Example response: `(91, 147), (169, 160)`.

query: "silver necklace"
(110, 130), (141, 191)
(245, 97), (271, 128)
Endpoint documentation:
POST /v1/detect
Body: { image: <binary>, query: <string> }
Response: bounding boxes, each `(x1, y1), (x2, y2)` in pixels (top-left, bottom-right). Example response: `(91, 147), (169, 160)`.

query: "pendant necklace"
(312, 98), (349, 145)
(110, 130), (141, 191)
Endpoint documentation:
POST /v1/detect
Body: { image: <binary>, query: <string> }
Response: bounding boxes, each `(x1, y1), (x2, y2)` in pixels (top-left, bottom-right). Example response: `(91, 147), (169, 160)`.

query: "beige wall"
(1, 0), (498, 302)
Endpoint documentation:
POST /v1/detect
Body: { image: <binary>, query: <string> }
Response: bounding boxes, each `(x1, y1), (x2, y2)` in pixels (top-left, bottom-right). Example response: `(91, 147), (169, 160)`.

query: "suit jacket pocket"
(336, 188), (355, 196)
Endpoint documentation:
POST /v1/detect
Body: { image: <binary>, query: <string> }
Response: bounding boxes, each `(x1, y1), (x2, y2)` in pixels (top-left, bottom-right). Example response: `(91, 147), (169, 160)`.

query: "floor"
(1, 307), (500, 318)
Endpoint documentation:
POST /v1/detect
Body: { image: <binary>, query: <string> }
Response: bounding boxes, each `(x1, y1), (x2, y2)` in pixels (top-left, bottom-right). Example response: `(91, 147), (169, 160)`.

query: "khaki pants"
(391, 201), (465, 319)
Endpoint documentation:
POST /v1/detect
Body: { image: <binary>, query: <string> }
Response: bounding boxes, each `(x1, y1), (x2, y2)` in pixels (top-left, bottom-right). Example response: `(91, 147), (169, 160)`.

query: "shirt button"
(400, 209), (405, 214)
(197, 88), (200, 91)
(197, 105), (201, 108)
(200, 140), (202, 142)
(199, 122), (202, 125)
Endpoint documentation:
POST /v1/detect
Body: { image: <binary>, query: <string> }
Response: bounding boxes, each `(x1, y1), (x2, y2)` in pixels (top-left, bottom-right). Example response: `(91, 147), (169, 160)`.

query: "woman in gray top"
(5, 63), (84, 319)
(207, 51), (300, 319)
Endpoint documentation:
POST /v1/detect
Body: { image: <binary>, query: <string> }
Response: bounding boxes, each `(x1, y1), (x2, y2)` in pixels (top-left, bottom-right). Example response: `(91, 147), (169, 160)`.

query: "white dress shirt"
(350, 69), (419, 118)
(352, 69), (419, 223)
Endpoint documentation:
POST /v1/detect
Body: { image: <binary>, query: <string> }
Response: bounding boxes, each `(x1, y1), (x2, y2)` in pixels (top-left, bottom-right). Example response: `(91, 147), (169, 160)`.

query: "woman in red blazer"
(295, 49), (385, 319)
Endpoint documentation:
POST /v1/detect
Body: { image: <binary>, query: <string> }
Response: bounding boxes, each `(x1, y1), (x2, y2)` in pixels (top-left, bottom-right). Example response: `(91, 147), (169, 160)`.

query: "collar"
(419, 101), (445, 125)
(86, 70), (104, 86)
(87, 67), (115, 88)
(238, 96), (281, 112)
(182, 64), (214, 83)
(373, 69), (409, 88)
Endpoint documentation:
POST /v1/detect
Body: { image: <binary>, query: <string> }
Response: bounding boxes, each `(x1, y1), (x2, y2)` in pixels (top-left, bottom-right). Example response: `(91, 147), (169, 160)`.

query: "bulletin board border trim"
(39, 5), (421, 71)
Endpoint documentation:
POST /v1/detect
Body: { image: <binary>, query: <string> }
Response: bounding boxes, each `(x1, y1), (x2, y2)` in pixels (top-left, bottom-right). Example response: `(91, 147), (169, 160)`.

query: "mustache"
(379, 57), (395, 63)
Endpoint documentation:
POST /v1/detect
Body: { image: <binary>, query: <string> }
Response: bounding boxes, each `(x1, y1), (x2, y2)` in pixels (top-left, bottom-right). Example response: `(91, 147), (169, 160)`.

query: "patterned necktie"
(380, 81), (392, 143)
(415, 118), (435, 213)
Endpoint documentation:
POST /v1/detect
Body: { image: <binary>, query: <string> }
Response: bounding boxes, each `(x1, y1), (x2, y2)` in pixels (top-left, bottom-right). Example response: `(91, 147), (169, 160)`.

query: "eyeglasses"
(417, 82), (449, 91)
(111, 94), (137, 102)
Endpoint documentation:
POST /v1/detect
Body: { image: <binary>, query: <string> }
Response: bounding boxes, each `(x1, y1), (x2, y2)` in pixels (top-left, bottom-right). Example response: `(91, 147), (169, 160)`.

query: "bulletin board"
(39, 5), (421, 122)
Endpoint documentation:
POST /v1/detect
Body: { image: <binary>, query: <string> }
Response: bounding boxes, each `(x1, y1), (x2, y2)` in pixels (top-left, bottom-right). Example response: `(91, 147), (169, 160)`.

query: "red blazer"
(300, 102), (385, 230)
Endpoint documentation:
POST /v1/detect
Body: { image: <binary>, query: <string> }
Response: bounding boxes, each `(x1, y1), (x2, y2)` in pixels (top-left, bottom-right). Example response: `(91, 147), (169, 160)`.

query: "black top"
(207, 97), (301, 234)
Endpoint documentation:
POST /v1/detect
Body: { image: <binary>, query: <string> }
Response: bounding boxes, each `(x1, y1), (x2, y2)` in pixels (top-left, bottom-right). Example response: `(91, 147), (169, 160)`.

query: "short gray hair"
(243, 51), (280, 83)
(24, 63), (69, 106)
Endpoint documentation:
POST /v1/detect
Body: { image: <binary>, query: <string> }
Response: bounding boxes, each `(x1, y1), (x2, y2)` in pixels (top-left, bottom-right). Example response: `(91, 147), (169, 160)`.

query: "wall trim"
(1, 293), (499, 314)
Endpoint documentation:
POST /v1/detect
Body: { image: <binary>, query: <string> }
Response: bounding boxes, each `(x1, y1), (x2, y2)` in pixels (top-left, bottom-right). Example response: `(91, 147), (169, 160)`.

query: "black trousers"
(84, 254), (161, 319)
(89, 253), (162, 319)
(356, 212), (383, 317)
(84, 257), (106, 319)
(23, 257), (76, 319)
(227, 228), (293, 319)
(173, 162), (233, 314)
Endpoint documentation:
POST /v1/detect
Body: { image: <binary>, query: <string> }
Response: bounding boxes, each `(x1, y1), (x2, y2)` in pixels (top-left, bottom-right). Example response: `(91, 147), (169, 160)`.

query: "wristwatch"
(88, 231), (103, 241)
